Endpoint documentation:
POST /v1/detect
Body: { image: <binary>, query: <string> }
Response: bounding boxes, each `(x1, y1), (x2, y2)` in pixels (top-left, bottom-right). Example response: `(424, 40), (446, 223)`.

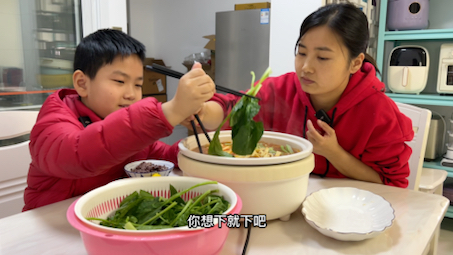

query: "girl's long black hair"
(295, 3), (379, 74)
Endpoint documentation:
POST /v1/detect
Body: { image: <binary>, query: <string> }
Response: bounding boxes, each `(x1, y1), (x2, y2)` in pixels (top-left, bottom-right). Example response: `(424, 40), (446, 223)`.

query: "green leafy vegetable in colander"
(86, 181), (230, 230)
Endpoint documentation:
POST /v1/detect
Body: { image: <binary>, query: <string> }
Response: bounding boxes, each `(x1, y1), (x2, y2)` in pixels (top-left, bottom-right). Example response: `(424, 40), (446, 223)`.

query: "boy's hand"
(162, 62), (215, 126)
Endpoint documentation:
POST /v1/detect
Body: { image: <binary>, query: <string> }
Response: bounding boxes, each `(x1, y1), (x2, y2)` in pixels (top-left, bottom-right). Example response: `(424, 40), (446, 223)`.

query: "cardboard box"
(235, 2), (270, 10)
(144, 94), (167, 103)
(203, 35), (216, 81)
(142, 58), (167, 95)
(203, 35), (215, 51)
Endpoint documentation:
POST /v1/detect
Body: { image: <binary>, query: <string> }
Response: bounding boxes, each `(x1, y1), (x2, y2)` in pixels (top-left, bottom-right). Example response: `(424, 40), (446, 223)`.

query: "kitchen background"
(1, 1), (453, 252)
(2, 0), (450, 150)
(1, 0), (452, 153)
(0, 0), (323, 144)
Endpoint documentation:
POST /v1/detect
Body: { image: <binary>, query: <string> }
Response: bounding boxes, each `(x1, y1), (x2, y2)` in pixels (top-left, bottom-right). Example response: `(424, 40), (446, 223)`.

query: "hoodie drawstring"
(303, 106), (308, 138)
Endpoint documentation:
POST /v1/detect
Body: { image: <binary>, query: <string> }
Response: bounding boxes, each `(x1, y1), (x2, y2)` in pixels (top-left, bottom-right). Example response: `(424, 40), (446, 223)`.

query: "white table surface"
(0, 173), (449, 255)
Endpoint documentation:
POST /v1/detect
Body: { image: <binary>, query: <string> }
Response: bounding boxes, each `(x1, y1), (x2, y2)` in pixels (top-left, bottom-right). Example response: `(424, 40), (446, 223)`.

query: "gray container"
(387, 0), (429, 31)
(425, 116), (445, 161)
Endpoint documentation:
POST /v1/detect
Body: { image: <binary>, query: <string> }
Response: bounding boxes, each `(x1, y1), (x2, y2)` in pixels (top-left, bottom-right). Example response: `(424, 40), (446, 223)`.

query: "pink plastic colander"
(67, 177), (242, 255)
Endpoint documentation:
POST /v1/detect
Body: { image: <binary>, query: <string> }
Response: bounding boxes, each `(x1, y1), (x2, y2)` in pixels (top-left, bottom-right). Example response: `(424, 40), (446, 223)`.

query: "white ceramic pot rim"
(178, 130), (313, 166)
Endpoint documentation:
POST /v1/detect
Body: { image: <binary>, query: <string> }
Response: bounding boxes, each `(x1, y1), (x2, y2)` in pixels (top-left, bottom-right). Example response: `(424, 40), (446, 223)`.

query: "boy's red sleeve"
(146, 140), (180, 167)
(30, 97), (174, 179)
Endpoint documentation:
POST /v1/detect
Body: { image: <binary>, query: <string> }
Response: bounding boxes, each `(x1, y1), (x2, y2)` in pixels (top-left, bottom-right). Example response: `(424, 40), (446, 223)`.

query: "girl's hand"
(306, 119), (383, 184)
(306, 119), (342, 158)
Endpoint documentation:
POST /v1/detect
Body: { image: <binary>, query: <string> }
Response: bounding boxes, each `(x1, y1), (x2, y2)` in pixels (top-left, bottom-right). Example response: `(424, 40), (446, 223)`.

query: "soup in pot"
(192, 142), (299, 157)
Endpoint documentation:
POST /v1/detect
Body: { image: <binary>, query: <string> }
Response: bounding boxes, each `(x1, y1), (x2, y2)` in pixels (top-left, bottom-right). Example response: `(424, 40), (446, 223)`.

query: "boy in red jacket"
(24, 29), (215, 210)
(189, 4), (414, 188)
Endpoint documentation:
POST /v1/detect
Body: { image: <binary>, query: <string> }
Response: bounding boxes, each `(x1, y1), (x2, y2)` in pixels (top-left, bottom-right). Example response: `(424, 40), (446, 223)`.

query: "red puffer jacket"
(24, 89), (179, 210)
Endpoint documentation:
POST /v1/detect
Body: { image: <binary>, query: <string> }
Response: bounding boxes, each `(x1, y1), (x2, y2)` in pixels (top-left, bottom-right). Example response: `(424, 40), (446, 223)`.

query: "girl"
(192, 3), (414, 188)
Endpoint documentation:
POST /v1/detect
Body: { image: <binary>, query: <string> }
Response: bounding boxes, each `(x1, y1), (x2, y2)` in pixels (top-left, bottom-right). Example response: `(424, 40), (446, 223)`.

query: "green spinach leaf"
(170, 184), (186, 205)
(86, 181), (231, 230)
(208, 67), (271, 156)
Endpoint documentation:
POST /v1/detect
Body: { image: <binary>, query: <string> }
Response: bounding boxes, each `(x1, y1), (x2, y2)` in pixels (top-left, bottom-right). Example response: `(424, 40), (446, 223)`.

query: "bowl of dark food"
(67, 176), (241, 255)
(124, 160), (174, 177)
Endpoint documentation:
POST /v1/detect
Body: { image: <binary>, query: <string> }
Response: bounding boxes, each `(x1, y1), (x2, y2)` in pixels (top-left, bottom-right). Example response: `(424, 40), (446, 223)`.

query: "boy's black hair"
(73, 29), (146, 79)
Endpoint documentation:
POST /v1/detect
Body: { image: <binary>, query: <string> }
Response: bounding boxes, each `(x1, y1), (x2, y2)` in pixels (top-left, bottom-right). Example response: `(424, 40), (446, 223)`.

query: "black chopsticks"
(190, 116), (211, 154)
(146, 63), (256, 154)
(194, 114), (211, 143)
(145, 63), (260, 100)
(190, 120), (203, 153)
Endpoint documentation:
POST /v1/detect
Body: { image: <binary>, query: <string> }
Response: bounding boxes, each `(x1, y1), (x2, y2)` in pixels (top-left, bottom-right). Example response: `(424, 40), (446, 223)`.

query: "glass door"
(0, 0), (82, 110)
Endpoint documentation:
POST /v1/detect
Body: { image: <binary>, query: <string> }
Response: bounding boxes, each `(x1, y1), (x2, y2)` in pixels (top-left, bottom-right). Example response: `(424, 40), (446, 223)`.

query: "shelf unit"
(386, 93), (453, 107)
(380, 28), (453, 41)
(376, 1), (453, 70)
(376, 0), (453, 219)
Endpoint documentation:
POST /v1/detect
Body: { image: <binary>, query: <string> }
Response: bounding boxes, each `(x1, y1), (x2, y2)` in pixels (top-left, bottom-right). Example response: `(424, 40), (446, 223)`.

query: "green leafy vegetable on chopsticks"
(208, 67), (272, 156)
(86, 181), (230, 230)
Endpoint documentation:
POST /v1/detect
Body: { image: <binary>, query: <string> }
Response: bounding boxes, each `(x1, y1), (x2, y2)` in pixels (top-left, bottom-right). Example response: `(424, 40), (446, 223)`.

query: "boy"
(23, 29), (215, 210)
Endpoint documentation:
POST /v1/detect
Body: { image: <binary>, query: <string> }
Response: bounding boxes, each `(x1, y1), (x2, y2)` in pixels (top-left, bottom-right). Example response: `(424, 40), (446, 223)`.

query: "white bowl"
(302, 187), (395, 241)
(74, 176), (237, 235)
(178, 130), (314, 221)
(124, 160), (174, 177)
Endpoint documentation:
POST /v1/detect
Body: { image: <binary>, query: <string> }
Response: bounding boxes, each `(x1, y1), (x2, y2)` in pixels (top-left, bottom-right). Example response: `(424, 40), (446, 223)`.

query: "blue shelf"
(386, 93), (453, 107)
(375, 0), (453, 76)
(383, 28), (453, 41)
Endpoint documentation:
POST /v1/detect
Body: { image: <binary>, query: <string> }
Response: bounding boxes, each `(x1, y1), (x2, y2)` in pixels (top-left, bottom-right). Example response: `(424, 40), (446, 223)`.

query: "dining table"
(0, 170), (449, 255)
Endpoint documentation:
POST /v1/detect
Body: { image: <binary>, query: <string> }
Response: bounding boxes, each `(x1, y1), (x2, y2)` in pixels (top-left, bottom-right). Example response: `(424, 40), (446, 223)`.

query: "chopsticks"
(190, 120), (203, 153)
(191, 117), (211, 154)
(145, 63), (256, 154)
(145, 63), (260, 100)
(194, 114), (211, 143)
(190, 115), (211, 154)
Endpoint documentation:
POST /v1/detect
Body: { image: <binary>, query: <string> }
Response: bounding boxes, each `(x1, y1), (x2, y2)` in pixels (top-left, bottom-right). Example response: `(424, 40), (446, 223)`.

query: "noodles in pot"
(193, 142), (299, 157)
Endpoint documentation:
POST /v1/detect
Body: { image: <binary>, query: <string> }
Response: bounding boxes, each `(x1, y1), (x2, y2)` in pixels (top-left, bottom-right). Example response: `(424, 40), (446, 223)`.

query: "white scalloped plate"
(302, 187), (395, 241)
